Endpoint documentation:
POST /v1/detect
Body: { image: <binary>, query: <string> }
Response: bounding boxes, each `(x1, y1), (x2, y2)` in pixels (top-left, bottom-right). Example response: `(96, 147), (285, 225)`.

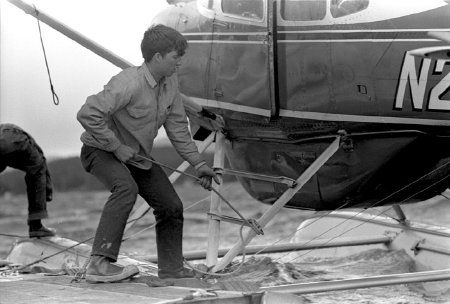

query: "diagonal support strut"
(211, 136), (341, 272)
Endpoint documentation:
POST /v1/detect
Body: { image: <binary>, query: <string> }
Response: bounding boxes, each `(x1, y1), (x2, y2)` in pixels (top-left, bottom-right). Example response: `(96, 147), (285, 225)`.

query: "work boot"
(29, 225), (56, 238)
(158, 266), (195, 279)
(85, 255), (139, 283)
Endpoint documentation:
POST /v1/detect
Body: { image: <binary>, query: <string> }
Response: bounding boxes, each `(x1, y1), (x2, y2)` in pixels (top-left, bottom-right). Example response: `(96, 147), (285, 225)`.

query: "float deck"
(1, 273), (257, 304)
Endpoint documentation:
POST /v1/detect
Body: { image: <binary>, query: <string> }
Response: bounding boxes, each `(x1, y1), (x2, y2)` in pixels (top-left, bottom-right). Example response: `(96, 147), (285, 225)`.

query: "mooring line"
(252, 161), (450, 268)
(248, 201), (350, 259)
(122, 184), (234, 242)
(135, 154), (263, 235)
(283, 174), (450, 264)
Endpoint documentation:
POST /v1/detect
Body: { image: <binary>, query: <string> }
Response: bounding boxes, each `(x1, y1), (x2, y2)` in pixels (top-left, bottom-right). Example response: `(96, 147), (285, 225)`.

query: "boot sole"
(29, 231), (56, 238)
(86, 265), (139, 283)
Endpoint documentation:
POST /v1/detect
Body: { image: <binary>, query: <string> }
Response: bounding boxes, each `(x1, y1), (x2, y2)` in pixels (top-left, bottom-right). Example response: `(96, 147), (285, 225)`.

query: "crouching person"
(0, 123), (55, 238)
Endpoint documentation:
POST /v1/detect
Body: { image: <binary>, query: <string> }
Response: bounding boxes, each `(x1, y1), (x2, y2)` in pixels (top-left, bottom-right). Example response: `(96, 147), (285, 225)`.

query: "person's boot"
(28, 220), (56, 238)
(85, 255), (139, 283)
(158, 266), (195, 279)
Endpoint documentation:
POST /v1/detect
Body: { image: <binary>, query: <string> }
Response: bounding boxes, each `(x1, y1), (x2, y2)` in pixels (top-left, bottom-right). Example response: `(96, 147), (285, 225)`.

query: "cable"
(135, 155), (263, 235)
(183, 223), (247, 278)
(249, 201), (350, 260)
(122, 185), (233, 242)
(0, 214), (148, 277)
(285, 174), (450, 264)
(33, 5), (60, 106)
(0, 233), (28, 238)
(440, 193), (450, 201)
(251, 161), (450, 269)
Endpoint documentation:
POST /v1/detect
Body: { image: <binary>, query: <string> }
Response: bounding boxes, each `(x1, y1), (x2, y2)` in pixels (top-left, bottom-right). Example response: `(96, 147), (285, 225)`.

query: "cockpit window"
(330, 0), (369, 18)
(281, 0), (327, 21)
(198, 0), (213, 9)
(222, 0), (264, 20)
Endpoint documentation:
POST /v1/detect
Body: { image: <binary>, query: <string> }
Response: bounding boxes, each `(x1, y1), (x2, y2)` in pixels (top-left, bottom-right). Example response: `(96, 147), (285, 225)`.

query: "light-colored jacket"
(77, 63), (204, 170)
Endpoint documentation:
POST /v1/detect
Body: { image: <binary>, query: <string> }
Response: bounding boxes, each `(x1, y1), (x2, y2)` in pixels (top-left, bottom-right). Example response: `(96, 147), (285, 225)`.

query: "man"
(77, 24), (219, 283)
(0, 123), (55, 238)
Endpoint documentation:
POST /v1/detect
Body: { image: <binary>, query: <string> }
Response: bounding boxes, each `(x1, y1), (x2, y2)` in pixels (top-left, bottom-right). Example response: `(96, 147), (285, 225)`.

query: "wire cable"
(284, 173), (450, 264)
(33, 5), (60, 105)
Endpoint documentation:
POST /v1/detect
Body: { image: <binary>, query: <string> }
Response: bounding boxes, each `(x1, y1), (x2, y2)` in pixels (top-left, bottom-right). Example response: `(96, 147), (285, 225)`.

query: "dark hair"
(141, 24), (187, 62)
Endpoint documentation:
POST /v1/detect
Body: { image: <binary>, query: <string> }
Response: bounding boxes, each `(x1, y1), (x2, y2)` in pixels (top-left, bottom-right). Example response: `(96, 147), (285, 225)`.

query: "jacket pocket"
(127, 107), (150, 118)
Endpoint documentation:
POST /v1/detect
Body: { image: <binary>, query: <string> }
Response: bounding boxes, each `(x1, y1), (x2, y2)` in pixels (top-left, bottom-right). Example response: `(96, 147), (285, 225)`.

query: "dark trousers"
(0, 127), (51, 221)
(80, 144), (185, 273)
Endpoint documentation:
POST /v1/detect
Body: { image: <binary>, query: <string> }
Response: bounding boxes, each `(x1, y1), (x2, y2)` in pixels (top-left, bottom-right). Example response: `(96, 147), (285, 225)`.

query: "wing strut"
(5, 0), (205, 120)
(6, 0), (133, 69)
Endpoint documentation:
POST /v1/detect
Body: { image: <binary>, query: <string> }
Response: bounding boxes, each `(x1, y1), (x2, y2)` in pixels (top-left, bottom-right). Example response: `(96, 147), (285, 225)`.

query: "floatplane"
(2, 0), (450, 303)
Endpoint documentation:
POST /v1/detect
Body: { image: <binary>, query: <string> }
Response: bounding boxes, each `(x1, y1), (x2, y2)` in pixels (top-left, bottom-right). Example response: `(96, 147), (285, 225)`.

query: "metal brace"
(338, 129), (354, 152)
(208, 213), (264, 235)
(134, 154), (264, 235)
(221, 168), (297, 188)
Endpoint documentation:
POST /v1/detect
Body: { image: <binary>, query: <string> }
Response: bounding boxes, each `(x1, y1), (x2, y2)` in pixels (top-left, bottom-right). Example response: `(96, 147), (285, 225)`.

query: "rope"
(245, 174), (449, 283)
(441, 193), (450, 201)
(3, 155), (448, 279)
(34, 6), (60, 106)
(249, 200), (350, 259)
(0, 215), (145, 278)
(0, 233), (28, 238)
(245, 159), (450, 279)
(2, 235), (94, 276)
(70, 255), (91, 283)
(284, 171), (450, 264)
(122, 185), (233, 242)
(122, 223), (156, 242)
(0, 177), (237, 279)
(135, 155), (263, 235)
(70, 216), (147, 282)
(184, 223), (247, 278)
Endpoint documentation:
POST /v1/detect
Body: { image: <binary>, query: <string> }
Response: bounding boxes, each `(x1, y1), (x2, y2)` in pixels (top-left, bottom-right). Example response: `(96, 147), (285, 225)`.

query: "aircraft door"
(275, 0), (334, 115)
(328, 0), (377, 116)
(208, 0), (273, 117)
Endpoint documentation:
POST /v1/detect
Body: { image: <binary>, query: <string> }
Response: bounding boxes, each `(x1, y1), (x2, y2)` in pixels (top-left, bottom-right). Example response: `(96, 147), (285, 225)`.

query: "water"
(1, 184), (450, 303)
(215, 250), (450, 303)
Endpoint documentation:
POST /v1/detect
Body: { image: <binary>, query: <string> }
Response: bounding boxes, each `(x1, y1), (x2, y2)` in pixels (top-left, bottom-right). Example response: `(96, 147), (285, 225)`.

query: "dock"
(1, 237), (274, 304)
(1, 273), (261, 304)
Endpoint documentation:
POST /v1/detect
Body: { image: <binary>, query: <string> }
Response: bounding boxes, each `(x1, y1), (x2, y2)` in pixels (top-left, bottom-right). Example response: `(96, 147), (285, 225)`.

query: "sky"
(1, 0), (170, 158)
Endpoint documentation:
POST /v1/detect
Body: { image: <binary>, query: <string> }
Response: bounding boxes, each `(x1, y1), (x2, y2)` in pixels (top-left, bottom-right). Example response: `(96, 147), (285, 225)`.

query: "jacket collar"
(142, 62), (167, 88)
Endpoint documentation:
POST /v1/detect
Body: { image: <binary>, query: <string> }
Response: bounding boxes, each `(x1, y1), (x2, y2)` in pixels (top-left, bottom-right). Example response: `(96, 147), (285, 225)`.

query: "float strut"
(212, 136), (341, 272)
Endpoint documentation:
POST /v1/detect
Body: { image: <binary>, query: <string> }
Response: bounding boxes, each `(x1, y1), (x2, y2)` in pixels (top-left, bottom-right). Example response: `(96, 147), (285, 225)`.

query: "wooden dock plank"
(0, 274), (256, 304)
(1, 281), (168, 304)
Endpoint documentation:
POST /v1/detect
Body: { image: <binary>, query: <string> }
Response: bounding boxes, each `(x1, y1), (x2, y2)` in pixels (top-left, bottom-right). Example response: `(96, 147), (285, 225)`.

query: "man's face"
(160, 50), (182, 77)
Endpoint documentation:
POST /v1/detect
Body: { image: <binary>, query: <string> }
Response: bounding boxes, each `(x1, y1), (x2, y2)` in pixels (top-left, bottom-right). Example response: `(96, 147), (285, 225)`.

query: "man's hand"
(113, 145), (136, 163)
(196, 164), (220, 190)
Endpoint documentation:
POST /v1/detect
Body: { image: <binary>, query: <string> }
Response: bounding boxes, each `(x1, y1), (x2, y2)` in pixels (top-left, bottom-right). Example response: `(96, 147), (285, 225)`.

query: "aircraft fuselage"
(154, 0), (450, 210)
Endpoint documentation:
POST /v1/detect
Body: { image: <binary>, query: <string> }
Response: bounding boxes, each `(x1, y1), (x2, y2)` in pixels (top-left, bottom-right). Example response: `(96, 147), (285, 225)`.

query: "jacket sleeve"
(76, 75), (131, 151)
(164, 91), (205, 167)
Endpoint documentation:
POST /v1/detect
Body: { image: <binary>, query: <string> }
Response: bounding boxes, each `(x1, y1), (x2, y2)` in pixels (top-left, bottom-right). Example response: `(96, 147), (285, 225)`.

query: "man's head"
(141, 24), (187, 62)
(141, 24), (187, 79)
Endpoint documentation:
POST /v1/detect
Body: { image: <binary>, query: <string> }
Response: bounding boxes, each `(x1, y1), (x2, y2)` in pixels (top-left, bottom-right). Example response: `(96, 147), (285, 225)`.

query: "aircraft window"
(330, 0), (369, 18)
(221, 0), (264, 20)
(281, 0), (326, 21)
(198, 0), (213, 9)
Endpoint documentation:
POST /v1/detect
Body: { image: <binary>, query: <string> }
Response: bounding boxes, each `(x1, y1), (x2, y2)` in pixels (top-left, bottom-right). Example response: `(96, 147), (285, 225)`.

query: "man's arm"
(164, 92), (219, 189)
(76, 76), (131, 152)
(164, 92), (205, 166)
